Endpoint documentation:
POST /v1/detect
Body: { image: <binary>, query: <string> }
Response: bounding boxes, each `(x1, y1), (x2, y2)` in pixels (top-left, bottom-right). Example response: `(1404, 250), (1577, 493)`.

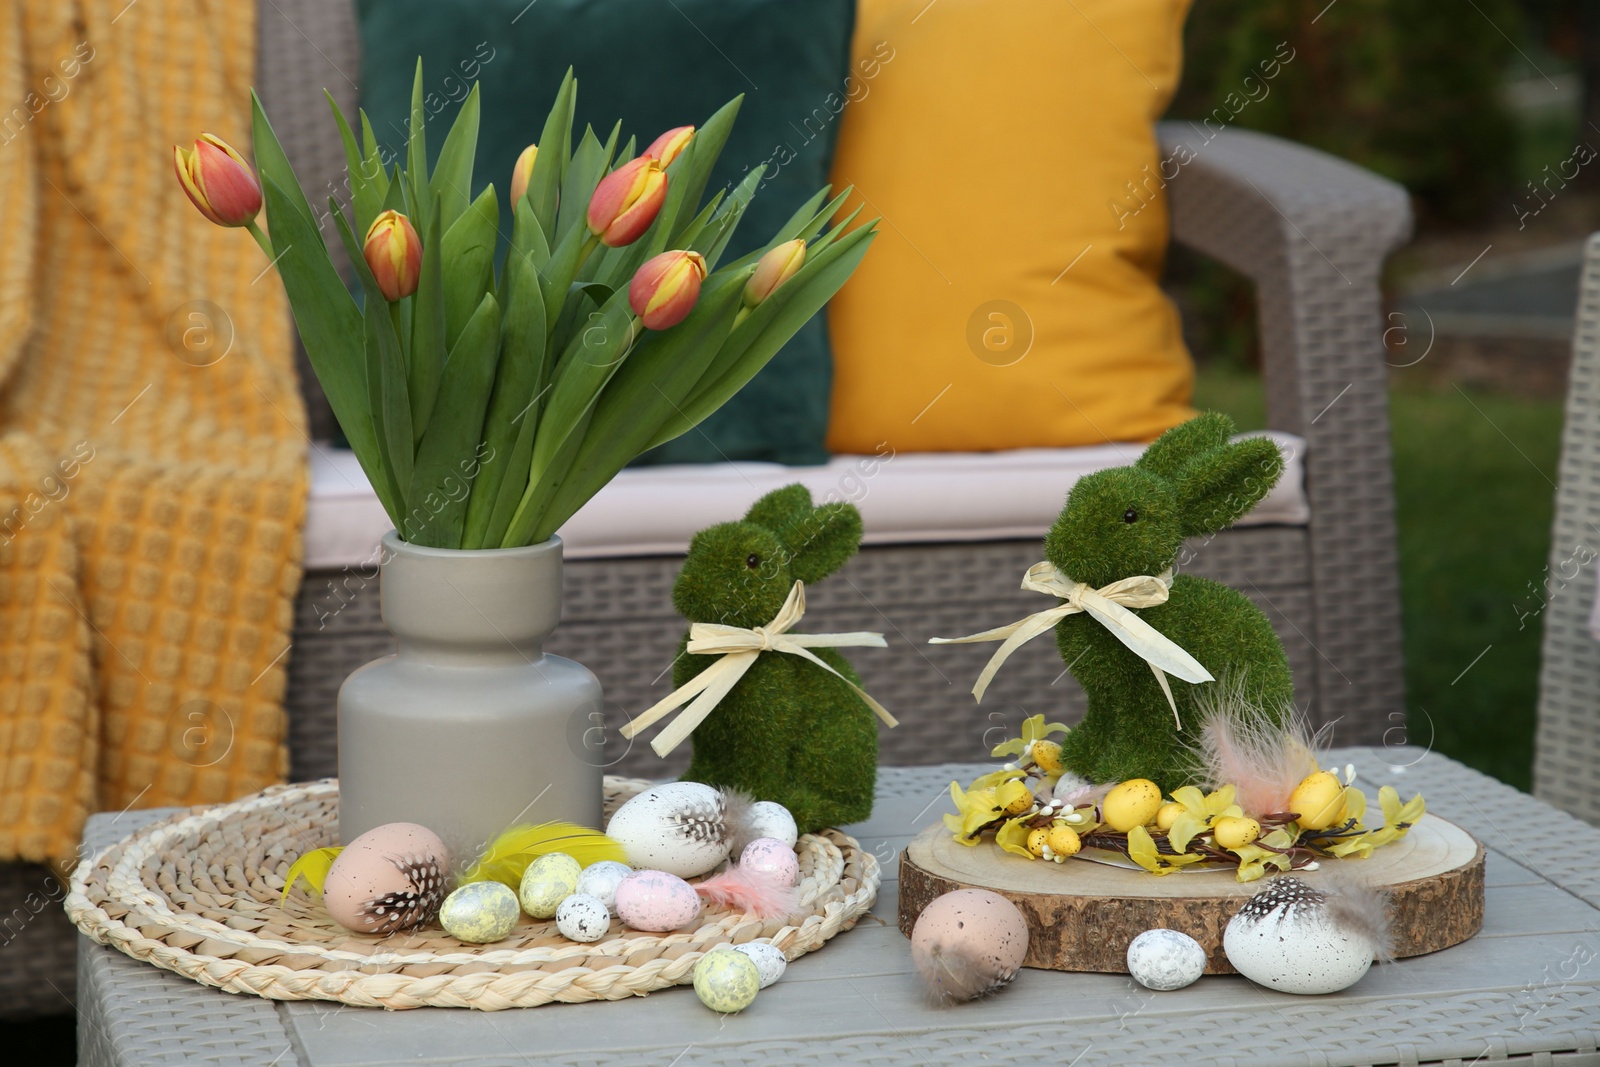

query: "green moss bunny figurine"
(1047, 412), (1294, 789)
(670, 484), (882, 832)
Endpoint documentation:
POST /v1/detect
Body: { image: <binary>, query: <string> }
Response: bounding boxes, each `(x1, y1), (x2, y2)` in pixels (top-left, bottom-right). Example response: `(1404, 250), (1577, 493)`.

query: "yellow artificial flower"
(996, 816), (1036, 858)
(944, 781), (1004, 842)
(990, 713), (1071, 760)
(1164, 783), (1243, 854)
(1126, 825), (1205, 876)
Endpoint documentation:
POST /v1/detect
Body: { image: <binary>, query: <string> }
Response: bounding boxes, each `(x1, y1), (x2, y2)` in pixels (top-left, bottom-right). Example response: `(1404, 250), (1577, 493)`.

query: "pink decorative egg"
(614, 869), (702, 932)
(323, 822), (449, 935)
(739, 837), (800, 887)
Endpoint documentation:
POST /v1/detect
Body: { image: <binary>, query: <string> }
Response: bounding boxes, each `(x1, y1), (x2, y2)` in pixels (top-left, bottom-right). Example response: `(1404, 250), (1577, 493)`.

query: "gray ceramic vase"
(337, 530), (603, 866)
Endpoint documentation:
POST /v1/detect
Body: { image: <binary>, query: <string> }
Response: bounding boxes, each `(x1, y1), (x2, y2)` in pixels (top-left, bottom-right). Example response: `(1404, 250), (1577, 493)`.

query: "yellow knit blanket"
(0, 0), (306, 865)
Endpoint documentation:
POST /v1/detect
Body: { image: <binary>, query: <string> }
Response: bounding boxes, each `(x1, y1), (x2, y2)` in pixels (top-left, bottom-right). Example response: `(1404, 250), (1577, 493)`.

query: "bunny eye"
(745, 553), (761, 569)
(1122, 509), (1139, 524)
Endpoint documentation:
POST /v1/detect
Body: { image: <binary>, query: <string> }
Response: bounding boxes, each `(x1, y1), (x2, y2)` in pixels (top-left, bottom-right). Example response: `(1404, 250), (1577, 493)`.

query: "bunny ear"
(744, 484), (813, 530)
(745, 483), (863, 582)
(1137, 412), (1236, 481)
(1172, 436), (1284, 537)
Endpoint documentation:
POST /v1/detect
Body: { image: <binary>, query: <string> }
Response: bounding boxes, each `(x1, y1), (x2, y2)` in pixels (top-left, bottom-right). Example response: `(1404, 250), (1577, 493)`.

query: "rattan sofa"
(1, 0), (1412, 1018)
(1535, 232), (1600, 827)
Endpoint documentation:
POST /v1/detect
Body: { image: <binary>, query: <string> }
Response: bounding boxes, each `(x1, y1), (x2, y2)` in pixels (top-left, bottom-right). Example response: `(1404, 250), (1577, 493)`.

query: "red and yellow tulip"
(510, 144), (538, 205)
(643, 125), (694, 168)
(743, 239), (806, 308)
(628, 250), (707, 330)
(586, 156), (667, 247)
(363, 210), (422, 301)
(173, 133), (262, 227)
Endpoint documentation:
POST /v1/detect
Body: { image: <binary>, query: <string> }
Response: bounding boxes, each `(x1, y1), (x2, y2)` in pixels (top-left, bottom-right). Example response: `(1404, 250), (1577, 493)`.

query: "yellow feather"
(280, 846), (343, 905)
(461, 822), (626, 888)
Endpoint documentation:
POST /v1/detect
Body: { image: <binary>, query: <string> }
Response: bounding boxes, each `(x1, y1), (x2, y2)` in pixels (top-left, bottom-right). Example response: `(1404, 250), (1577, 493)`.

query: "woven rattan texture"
(286, 528), (1317, 782)
(65, 778), (879, 1011)
(1535, 232), (1600, 827)
(1160, 124), (1412, 754)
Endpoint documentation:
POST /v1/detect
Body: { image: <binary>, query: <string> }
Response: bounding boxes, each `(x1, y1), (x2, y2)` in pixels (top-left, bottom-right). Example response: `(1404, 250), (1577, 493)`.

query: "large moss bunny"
(672, 484), (879, 832)
(1048, 413), (1294, 789)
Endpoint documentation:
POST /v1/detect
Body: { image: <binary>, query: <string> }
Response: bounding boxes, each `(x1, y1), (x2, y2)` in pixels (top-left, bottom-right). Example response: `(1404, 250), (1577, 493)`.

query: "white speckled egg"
(910, 889), (1029, 1002)
(693, 948), (761, 1013)
(739, 837), (800, 887)
(518, 852), (581, 919)
(323, 823), (449, 935)
(575, 860), (633, 914)
(606, 782), (732, 877)
(613, 869), (702, 931)
(439, 881), (520, 943)
(1126, 928), (1207, 990)
(735, 801), (799, 852)
(732, 941), (787, 988)
(555, 893), (613, 943)
(1223, 878), (1376, 995)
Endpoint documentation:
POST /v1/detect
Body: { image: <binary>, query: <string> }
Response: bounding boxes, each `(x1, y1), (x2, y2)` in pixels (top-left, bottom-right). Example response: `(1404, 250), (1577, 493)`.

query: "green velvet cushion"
(357, 0), (856, 466)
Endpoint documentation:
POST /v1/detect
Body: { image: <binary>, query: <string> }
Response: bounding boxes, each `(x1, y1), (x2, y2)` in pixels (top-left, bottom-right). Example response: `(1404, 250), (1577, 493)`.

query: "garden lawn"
(1194, 366), (1564, 791)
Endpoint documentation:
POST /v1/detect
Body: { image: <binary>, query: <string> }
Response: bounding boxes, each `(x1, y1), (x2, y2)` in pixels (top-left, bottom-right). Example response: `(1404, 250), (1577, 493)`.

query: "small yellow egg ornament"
(998, 779), (1035, 816)
(1212, 816), (1261, 850)
(1288, 771), (1347, 830)
(1155, 801), (1185, 831)
(1102, 779), (1163, 832)
(1032, 740), (1064, 775)
(694, 948), (761, 1013)
(1026, 828), (1049, 857)
(1045, 823), (1081, 858)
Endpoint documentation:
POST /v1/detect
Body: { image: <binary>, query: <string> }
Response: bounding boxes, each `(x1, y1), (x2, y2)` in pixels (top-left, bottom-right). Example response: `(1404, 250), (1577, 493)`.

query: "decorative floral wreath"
(946, 715), (1426, 883)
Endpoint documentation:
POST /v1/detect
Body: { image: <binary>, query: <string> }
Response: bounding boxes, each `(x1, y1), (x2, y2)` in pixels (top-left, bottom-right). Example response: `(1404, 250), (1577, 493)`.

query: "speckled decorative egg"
(555, 892), (613, 943)
(605, 782), (733, 878)
(735, 801), (798, 852)
(518, 852), (581, 919)
(1223, 878), (1377, 994)
(613, 869), (703, 931)
(910, 889), (1029, 1002)
(1126, 928), (1207, 990)
(739, 837), (800, 887)
(693, 948), (761, 1013)
(439, 881), (519, 943)
(575, 860), (633, 914)
(323, 823), (449, 935)
(732, 941), (787, 989)
(1101, 779), (1163, 832)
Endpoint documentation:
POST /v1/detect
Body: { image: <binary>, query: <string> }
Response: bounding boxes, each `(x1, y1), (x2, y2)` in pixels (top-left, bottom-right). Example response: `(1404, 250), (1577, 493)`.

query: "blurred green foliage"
(1172, 0), (1521, 227)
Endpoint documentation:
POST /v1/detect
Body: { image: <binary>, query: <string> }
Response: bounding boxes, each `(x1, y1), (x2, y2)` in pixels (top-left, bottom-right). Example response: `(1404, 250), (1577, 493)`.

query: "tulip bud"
(363, 210), (422, 301)
(628, 250), (708, 331)
(586, 156), (667, 247)
(511, 144), (538, 205)
(743, 239), (806, 308)
(644, 125), (694, 168)
(173, 133), (262, 227)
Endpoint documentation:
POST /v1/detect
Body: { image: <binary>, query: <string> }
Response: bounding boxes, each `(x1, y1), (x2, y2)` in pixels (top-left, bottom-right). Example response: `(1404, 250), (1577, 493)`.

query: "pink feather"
(1187, 679), (1330, 818)
(695, 864), (796, 919)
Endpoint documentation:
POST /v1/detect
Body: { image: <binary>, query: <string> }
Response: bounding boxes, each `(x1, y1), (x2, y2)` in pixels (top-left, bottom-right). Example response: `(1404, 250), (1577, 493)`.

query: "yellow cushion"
(826, 0), (1196, 454)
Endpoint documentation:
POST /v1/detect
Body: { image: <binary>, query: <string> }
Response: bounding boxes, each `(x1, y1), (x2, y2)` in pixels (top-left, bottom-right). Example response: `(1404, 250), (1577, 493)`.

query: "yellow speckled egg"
(1026, 828), (1048, 857)
(1102, 779), (1163, 832)
(1155, 802), (1185, 831)
(1213, 816), (1261, 850)
(1032, 740), (1064, 775)
(439, 881), (519, 943)
(519, 852), (581, 919)
(1288, 772), (1346, 830)
(1046, 824), (1081, 857)
(694, 948), (761, 1013)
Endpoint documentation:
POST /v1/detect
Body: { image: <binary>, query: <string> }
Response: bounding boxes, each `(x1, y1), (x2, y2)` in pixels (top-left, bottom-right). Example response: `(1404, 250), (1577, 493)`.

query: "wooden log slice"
(898, 814), (1483, 974)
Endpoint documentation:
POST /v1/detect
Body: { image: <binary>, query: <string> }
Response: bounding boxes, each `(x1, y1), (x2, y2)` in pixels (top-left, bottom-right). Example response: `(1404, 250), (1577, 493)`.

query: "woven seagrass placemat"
(65, 776), (880, 1010)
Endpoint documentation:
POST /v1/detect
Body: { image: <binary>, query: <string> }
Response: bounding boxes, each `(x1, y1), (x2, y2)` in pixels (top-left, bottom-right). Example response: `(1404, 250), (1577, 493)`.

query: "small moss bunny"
(1046, 412), (1294, 790)
(671, 484), (879, 832)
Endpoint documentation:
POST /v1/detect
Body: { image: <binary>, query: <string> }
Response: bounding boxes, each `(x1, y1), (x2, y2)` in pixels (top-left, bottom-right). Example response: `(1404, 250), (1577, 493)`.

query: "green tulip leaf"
(525, 68), (574, 235)
(440, 185), (498, 349)
(406, 292), (501, 548)
(408, 201), (446, 442)
(430, 81), (480, 235)
(405, 59), (430, 239)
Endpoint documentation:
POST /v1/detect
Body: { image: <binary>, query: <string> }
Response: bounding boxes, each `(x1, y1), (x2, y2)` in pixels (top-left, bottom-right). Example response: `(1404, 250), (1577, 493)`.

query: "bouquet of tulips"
(174, 65), (877, 549)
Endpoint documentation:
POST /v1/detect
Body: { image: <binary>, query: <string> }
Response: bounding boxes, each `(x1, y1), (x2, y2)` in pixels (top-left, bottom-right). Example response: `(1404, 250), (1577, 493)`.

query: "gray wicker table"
(77, 747), (1600, 1067)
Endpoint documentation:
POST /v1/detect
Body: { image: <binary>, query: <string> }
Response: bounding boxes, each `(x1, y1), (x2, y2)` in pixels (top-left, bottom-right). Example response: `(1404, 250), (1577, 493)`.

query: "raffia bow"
(929, 561), (1214, 729)
(620, 580), (898, 757)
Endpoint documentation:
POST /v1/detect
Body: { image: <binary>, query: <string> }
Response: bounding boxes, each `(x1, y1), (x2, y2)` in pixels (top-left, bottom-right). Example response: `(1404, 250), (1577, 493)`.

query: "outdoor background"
(1167, 0), (1594, 792)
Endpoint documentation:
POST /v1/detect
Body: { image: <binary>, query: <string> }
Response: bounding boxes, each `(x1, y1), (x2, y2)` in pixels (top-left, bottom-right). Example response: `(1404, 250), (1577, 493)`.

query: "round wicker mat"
(65, 777), (880, 1010)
